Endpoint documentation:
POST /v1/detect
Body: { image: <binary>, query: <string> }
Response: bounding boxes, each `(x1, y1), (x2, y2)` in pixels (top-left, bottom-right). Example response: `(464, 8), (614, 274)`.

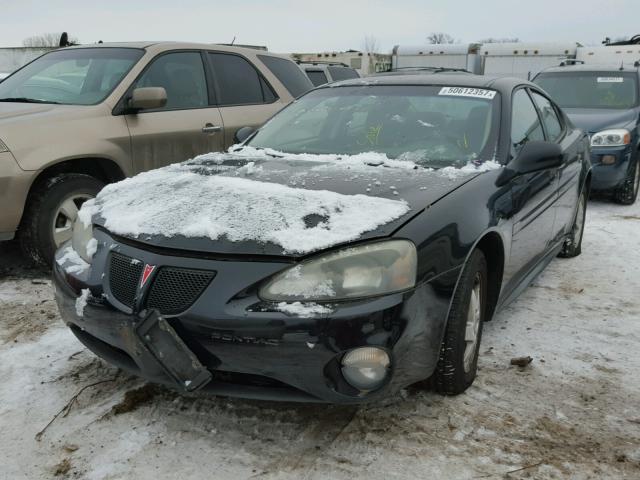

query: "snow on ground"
(1, 199), (639, 479)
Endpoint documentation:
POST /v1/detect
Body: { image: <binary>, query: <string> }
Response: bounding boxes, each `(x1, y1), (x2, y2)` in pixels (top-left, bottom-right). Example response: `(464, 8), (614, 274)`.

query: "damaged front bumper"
(53, 235), (458, 404)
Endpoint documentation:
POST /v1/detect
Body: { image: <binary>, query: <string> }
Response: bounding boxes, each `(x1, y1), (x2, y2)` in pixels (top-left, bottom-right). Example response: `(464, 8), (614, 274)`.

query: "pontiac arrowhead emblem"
(140, 264), (156, 288)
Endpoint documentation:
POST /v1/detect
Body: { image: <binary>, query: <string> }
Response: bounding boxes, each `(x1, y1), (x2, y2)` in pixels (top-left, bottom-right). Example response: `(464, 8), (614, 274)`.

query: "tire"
(434, 249), (487, 395)
(614, 157), (640, 205)
(558, 188), (587, 258)
(18, 174), (104, 267)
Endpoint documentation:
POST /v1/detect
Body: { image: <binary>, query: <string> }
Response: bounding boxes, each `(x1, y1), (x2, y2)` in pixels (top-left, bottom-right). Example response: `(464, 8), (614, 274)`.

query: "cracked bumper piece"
(53, 238), (458, 404)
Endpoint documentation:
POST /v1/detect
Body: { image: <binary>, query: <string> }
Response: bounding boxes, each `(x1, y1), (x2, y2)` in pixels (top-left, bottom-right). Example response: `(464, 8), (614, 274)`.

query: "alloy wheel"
(52, 194), (93, 247)
(463, 273), (483, 373)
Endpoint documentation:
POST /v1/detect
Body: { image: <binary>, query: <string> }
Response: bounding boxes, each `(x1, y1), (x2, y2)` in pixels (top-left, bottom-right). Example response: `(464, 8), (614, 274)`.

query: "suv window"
(209, 53), (275, 106)
(306, 70), (328, 87)
(531, 91), (563, 142)
(135, 51), (207, 110)
(327, 66), (359, 81)
(511, 89), (544, 153)
(258, 55), (313, 98)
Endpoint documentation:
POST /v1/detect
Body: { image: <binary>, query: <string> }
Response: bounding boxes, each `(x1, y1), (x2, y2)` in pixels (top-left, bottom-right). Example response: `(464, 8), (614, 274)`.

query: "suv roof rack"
(559, 59), (585, 66)
(296, 60), (350, 67)
(603, 34), (640, 46)
(384, 66), (472, 74)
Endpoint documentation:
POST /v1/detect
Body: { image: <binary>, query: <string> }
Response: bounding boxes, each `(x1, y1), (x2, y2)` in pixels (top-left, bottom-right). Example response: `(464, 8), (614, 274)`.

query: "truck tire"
(434, 249), (487, 395)
(558, 188), (587, 258)
(19, 174), (104, 267)
(614, 157), (639, 205)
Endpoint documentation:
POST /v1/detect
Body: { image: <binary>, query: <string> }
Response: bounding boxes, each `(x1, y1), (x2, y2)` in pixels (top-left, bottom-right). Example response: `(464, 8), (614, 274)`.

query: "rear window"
(306, 70), (328, 87)
(327, 66), (360, 81)
(534, 71), (638, 109)
(257, 55), (313, 98)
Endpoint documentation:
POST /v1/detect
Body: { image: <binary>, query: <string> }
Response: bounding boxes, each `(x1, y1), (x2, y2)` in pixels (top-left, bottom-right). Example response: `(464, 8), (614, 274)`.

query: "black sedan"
(53, 74), (591, 404)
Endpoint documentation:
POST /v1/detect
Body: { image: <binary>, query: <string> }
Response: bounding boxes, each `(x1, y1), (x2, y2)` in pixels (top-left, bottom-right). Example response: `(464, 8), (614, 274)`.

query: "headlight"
(590, 129), (631, 147)
(259, 240), (417, 302)
(71, 217), (97, 264)
(0, 138), (8, 153)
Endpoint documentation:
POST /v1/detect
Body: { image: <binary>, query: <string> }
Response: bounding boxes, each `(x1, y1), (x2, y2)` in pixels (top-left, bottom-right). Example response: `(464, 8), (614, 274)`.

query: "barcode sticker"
(597, 77), (624, 83)
(439, 87), (497, 99)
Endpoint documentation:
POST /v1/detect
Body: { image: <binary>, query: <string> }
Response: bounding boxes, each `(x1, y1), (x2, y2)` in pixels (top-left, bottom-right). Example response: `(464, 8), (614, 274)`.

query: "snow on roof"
(79, 161), (411, 254)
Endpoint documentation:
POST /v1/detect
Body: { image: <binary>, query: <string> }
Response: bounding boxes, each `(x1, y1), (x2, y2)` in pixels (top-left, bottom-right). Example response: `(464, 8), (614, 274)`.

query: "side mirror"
(234, 126), (256, 144)
(128, 87), (167, 111)
(496, 141), (563, 186)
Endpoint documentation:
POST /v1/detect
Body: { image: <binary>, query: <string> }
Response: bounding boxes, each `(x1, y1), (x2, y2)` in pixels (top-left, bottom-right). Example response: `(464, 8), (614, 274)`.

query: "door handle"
(202, 123), (222, 134)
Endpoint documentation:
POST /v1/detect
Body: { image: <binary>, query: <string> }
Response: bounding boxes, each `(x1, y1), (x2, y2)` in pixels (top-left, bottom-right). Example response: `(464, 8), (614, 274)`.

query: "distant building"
(291, 50), (391, 76)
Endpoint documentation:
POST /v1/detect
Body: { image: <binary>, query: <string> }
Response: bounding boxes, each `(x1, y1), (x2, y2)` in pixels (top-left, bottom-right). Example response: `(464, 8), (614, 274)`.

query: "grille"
(146, 267), (215, 315)
(109, 252), (144, 309)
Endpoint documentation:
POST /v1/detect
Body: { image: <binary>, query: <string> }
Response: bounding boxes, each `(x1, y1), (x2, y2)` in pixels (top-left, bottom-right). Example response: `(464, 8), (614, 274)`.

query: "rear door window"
(327, 66), (359, 81)
(531, 91), (563, 142)
(306, 70), (328, 87)
(258, 54), (313, 97)
(208, 53), (276, 106)
(511, 89), (545, 154)
(135, 51), (208, 110)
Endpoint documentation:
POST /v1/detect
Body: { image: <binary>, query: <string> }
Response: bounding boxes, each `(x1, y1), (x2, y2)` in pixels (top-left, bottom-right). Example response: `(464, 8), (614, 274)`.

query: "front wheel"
(433, 249), (487, 395)
(614, 157), (639, 205)
(558, 188), (587, 258)
(19, 173), (104, 267)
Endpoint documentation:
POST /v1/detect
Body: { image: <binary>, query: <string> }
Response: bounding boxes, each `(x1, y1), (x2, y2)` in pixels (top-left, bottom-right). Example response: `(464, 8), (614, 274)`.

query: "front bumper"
(53, 233), (458, 404)
(589, 145), (634, 191)
(0, 151), (32, 240)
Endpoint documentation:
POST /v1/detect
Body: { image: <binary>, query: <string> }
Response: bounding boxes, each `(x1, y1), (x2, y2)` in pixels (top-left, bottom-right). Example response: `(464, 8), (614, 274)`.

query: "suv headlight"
(259, 240), (417, 302)
(0, 138), (8, 153)
(590, 129), (631, 147)
(71, 217), (97, 264)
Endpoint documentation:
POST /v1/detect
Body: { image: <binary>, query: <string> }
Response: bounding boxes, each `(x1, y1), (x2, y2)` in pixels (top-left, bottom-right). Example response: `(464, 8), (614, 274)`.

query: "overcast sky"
(1, 0), (638, 52)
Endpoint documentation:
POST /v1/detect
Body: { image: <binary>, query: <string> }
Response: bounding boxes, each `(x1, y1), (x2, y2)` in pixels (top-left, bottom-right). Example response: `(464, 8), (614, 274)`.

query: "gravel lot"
(1, 199), (639, 479)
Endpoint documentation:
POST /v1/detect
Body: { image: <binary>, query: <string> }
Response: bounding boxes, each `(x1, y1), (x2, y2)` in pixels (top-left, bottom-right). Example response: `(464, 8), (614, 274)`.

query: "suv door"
(206, 52), (284, 146)
(124, 51), (224, 173)
(503, 88), (560, 294)
(530, 89), (583, 243)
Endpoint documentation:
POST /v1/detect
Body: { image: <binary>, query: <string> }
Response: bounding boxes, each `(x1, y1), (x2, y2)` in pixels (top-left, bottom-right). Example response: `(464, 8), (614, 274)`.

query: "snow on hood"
(79, 163), (411, 254)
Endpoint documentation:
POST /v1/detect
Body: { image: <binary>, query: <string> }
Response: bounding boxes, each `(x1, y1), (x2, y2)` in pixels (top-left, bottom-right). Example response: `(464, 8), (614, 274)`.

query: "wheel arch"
(473, 231), (505, 322)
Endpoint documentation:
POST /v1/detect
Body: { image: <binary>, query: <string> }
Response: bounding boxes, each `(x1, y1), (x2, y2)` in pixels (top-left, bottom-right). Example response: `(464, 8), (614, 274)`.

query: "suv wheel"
(614, 157), (640, 205)
(19, 174), (104, 267)
(433, 249), (487, 395)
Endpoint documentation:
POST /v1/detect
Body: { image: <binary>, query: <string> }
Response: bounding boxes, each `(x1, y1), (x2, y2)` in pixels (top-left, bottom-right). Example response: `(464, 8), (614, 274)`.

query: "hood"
(563, 107), (640, 133)
(86, 151), (496, 258)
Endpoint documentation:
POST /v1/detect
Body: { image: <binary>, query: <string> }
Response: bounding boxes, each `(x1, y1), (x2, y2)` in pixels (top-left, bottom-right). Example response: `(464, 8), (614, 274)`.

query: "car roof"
(538, 63), (640, 74)
(326, 73), (531, 93)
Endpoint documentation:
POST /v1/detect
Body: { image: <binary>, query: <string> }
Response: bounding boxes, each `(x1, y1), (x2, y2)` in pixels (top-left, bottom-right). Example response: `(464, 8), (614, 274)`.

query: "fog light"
(341, 347), (390, 390)
(601, 155), (616, 165)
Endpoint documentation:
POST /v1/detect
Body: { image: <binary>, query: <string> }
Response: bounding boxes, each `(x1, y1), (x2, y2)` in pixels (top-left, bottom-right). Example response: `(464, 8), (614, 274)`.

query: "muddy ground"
(1, 200), (639, 479)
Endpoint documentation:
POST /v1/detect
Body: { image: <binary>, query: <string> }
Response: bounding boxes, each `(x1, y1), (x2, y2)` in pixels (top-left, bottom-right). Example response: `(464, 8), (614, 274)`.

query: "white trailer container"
(576, 45), (640, 66)
(391, 44), (482, 73)
(480, 42), (579, 79)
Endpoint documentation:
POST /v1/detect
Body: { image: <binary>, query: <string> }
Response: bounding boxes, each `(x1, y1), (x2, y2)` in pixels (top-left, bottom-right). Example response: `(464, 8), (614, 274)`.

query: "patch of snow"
(56, 246), (90, 275)
(276, 302), (332, 318)
(75, 289), (90, 317)
(391, 114), (405, 123)
(438, 160), (501, 179)
(86, 238), (98, 259)
(417, 120), (435, 127)
(79, 167), (410, 254)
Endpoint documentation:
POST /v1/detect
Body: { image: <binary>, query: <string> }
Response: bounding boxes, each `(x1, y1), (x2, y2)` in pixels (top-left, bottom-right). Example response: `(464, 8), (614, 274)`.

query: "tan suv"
(0, 42), (312, 265)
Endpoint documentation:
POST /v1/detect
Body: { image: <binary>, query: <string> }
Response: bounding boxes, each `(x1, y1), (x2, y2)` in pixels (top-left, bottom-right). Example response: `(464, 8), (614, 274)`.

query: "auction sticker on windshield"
(439, 87), (496, 99)
(597, 77), (624, 83)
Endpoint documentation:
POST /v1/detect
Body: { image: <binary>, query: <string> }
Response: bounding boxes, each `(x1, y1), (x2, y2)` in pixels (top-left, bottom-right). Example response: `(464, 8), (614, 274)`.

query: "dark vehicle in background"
(298, 61), (360, 86)
(534, 63), (640, 204)
(54, 74), (591, 404)
(0, 42), (312, 265)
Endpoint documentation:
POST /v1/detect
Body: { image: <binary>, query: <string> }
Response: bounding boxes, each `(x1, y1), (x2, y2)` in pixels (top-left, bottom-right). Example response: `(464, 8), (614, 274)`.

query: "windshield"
(0, 48), (143, 105)
(248, 85), (500, 168)
(535, 72), (638, 109)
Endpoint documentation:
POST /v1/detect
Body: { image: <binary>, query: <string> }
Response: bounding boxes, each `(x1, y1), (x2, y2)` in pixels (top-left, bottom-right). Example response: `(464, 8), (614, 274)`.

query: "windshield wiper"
(0, 97), (60, 104)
